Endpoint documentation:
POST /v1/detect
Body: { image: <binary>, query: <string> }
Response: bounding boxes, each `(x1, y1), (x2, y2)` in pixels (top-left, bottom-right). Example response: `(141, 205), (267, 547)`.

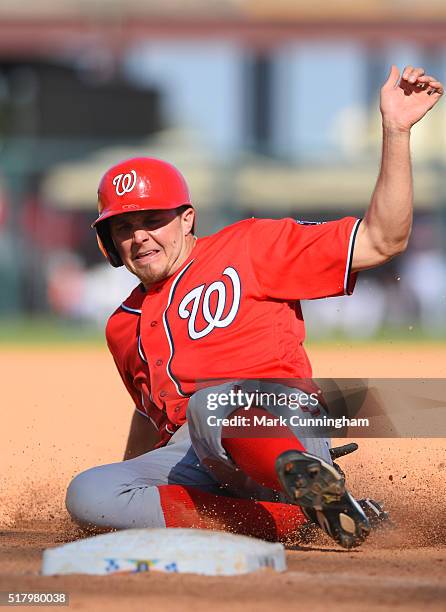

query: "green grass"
(0, 317), (444, 347)
(0, 317), (104, 345)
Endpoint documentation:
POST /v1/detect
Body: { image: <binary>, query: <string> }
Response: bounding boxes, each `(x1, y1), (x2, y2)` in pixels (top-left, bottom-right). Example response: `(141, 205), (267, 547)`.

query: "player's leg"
(66, 424), (219, 530)
(156, 484), (307, 542)
(186, 381), (371, 549)
(65, 423), (306, 541)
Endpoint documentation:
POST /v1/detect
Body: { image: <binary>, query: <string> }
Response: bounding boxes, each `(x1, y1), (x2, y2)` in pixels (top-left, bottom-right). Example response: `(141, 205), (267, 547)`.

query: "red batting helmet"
(92, 157), (192, 267)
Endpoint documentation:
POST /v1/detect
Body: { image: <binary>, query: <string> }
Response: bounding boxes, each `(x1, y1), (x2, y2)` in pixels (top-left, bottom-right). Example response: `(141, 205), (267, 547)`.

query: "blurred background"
(0, 0), (445, 342)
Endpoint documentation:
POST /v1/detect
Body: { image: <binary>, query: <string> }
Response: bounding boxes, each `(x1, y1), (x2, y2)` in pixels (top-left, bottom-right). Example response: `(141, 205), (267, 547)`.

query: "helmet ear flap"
(96, 220), (123, 268)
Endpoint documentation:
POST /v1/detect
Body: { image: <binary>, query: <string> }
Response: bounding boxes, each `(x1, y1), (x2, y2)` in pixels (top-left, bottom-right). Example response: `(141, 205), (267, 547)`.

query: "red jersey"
(106, 216), (360, 444)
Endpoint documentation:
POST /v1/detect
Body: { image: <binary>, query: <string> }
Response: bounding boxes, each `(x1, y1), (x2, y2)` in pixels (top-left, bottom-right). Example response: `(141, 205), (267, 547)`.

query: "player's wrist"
(381, 121), (412, 136)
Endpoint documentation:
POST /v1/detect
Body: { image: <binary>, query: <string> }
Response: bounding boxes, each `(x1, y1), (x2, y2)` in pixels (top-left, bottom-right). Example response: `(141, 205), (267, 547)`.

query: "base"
(41, 528), (287, 576)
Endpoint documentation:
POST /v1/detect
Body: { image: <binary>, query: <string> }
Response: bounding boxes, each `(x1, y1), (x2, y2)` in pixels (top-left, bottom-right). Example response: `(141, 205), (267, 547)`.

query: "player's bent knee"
(65, 465), (167, 530)
(65, 467), (114, 528)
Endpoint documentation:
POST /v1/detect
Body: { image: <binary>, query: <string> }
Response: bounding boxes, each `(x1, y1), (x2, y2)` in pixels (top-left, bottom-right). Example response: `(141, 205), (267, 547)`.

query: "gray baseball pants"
(66, 381), (332, 530)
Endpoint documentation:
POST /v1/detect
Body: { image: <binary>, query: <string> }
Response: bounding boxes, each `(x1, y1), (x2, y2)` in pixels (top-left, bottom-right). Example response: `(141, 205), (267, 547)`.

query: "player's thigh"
(187, 380), (333, 465)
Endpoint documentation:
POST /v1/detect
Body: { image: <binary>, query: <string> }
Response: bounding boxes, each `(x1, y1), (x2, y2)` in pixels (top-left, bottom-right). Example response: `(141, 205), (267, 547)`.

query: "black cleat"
(358, 498), (391, 530)
(276, 449), (370, 549)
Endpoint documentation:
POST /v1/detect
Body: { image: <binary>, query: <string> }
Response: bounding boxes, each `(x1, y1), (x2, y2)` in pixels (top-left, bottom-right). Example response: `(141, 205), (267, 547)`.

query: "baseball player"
(66, 66), (443, 548)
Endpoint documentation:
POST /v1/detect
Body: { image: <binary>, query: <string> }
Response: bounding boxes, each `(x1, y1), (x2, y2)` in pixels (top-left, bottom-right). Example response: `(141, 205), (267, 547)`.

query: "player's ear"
(180, 206), (195, 236)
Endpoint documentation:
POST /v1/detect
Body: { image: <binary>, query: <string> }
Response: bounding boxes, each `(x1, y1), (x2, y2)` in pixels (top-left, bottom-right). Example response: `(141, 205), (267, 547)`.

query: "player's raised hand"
(380, 65), (443, 132)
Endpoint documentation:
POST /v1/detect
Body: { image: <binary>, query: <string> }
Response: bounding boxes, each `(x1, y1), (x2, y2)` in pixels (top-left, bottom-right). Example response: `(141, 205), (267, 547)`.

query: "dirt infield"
(1, 343), (445, 610)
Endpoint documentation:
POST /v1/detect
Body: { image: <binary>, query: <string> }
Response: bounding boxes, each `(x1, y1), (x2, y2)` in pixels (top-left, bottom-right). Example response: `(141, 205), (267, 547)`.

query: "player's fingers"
(413, 75), (444, 95)
(404, 66), (425, 83)
(401, 65), (414, 81)
(415, 77), (443, 90)
(415, 77), (442, 93)
(382, 64), (400, 89)
(427, 81), (443, 93)
(426, 84), (444, 96)
(415, 74), (437, 82)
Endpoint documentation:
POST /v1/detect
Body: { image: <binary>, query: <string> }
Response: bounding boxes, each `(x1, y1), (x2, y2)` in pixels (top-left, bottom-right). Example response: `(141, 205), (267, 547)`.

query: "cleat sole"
(276, 450), (371, 549)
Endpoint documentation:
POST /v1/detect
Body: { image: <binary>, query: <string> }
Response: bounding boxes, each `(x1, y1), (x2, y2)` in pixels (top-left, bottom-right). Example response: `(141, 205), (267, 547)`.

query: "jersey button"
(174, 404), (182, 413)
(156, 359), (163, 366)
(159, 390), (167, 398)
(150, 321), (158, 327)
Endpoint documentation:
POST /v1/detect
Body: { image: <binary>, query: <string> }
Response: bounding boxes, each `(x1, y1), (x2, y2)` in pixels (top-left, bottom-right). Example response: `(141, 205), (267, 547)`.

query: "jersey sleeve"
(105, 307), (147, 418)
(110, 354), (147, 418)
(248, 217), (361, 300)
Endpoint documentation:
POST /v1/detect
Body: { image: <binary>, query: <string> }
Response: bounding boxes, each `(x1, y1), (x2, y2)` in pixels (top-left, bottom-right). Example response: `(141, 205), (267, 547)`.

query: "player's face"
(109, 207), (195, 287)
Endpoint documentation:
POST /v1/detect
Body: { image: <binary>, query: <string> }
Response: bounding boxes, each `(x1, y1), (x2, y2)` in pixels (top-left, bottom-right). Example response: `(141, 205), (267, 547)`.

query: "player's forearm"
(364, 126), (413, 257)
(353, 126), (412, 271)
(124, 409), (160, 460)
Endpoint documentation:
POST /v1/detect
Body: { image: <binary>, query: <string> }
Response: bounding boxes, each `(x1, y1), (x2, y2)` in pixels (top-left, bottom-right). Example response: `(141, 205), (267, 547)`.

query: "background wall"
(0, 0), (445, 341)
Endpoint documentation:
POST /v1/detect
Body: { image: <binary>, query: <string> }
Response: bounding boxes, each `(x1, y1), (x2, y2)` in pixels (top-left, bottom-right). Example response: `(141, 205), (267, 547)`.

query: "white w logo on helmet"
(113, 170), (137, 196)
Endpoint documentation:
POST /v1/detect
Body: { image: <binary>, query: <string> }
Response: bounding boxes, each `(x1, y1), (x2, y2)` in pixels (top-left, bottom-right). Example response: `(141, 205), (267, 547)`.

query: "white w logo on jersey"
(178, 267), (241, 340)
(113, 170), (137, 196)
